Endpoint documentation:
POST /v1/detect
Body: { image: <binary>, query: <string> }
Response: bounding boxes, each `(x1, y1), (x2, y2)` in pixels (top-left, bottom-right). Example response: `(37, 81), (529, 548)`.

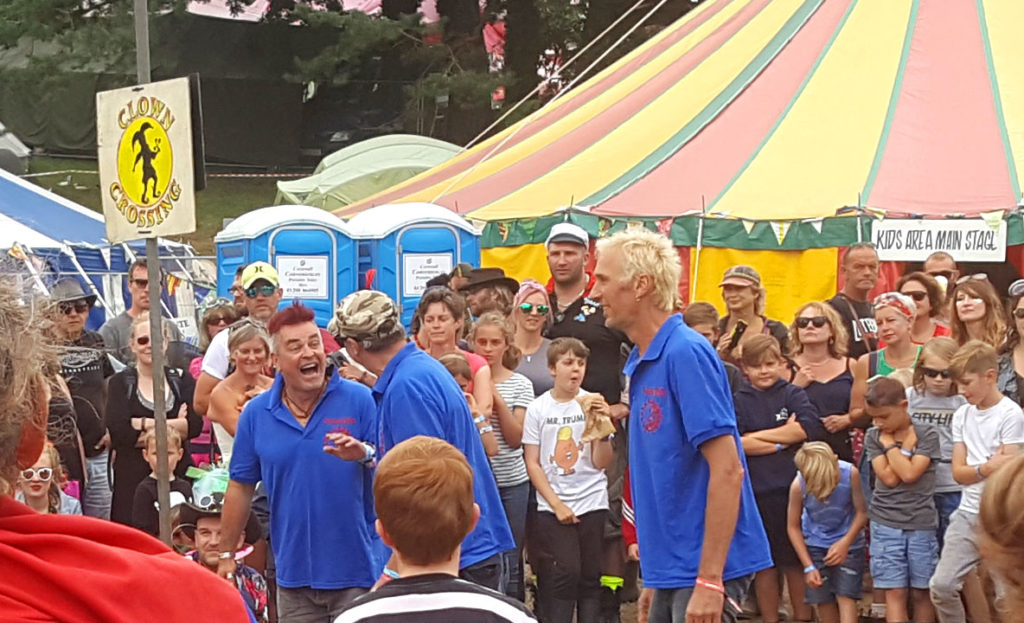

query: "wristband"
(218, 551), (236, 560)
(473, 414), (487, 425)
(775, 443), (784, 452)
(975, 464), (985, 480)
(478, 425), (494, 435)
(804, 564), (817, 574)
(900, 448), (914, 457)
(383, 567), (401, 580)
(882, 443), (901, 454)
(358, 442), (377, 466)
(695, 578), (741, 613)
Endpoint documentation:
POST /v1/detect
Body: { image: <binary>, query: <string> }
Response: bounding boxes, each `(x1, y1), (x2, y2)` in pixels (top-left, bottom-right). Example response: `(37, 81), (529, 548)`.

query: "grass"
(24, 156), (281, 255)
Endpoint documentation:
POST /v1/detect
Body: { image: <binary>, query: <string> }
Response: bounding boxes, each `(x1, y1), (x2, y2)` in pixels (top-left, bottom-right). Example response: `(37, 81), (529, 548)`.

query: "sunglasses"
(920, 367), (951, 379)
(60, 300), (91, 315)
(795, 316), (828, 329)
(903, 290), (928, 302)
(520, 302), (550, 315)
(195, 491), (225, 511)
(956, 273), (988, 286)
(1009, 279), (1024, 298)
(245, 284), (277, 298)
(208, 316), (233, 327)
(131, 278), (150, 288)
(1012, 308), (1024, 319)
(21, 467), (53, 481)
(136, 335), (151, 346)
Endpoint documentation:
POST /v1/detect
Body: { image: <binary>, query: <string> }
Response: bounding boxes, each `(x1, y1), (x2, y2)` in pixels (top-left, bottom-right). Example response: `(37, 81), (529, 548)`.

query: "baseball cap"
(331, 290), (404, 345)
(719, 265), (761, 288)
(240, 261), (280, 289)
(545, 223), (589, 248)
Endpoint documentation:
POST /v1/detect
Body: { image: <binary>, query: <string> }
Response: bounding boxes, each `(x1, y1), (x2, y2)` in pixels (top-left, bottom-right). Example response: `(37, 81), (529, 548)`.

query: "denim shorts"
(869, 522), (938, 589)
(804, 546), (865, 604)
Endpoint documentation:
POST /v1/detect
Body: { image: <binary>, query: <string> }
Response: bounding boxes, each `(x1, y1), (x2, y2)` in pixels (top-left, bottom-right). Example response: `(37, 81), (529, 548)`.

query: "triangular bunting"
(770, 221), (789, 245)
(808, 219), (824, 234)
(979, 210), (1004, 231)
(656, 218), (673, 236)
(741, 220), (756, 235)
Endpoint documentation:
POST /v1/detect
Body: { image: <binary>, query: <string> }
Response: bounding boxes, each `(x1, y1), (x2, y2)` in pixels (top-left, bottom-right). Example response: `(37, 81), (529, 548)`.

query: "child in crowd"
(439, 352), (499, 456)
(929, 340), (1024, 623)
(683, 301), (744, 393)
(786, 442), (867, 623)
(335, 436), (536, 623)
(16, 442), (82, 515)
(733, 334), (821, 623)
(522, 337), (614, 623)
(977, 455), (1024, 614)
(471, 312), (536, 601)
(131, 426), (193, 537)
(863, 376), (940, 623)
(905, 337), (966, 546)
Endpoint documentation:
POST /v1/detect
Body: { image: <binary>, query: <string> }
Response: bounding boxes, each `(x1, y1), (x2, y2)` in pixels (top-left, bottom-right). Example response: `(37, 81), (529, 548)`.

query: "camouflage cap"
(331, 290), (404, 345)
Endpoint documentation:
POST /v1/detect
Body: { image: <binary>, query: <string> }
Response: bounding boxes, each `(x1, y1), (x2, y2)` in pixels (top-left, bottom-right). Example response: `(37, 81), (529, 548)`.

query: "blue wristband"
(383, 567), (400, 580)
(804, 564), (817, 574)
(775, 443), (784, 452)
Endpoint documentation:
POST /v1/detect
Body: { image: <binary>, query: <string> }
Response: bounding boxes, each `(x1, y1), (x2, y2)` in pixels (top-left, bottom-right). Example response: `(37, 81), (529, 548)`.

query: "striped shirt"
(490, 373), (534, 487)
(334, 574), (536, 623)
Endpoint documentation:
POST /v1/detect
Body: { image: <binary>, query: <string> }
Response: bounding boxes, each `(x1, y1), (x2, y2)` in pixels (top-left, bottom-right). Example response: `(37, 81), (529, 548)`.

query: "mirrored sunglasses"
(22, 467), (53, 481)
(520, 302), (550, 315)
(795, 316), (827, 329)
(245, 284), (277, 298)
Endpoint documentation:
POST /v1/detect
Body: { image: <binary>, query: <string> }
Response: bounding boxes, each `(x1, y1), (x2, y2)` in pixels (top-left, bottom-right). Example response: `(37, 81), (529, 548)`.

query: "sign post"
(96, 0), (198, 544)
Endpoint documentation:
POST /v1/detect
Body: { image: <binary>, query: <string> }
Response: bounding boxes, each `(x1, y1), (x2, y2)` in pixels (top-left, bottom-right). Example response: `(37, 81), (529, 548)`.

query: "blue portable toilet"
(348, 202), (480, 327)
(214, 205), (357, 327)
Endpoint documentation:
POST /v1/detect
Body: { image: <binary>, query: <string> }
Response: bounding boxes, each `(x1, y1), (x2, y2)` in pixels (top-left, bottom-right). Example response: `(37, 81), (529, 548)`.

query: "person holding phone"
(717, 265), (789, 365)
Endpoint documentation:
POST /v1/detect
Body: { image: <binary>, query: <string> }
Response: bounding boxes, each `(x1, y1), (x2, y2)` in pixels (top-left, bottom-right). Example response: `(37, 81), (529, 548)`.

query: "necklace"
(283, 382), (326, 427)
(556, 285), (586, 311)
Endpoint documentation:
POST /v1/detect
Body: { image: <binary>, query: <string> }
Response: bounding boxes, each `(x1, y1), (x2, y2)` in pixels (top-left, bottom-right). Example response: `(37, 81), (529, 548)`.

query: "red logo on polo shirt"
(640, 387), (665, 433)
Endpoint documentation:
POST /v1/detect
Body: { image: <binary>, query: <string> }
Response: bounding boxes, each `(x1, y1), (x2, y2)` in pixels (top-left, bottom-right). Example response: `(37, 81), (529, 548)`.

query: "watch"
(218, 551), (236, 560)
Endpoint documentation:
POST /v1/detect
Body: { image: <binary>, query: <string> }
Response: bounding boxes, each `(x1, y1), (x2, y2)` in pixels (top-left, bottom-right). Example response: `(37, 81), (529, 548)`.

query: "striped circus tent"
(336, 0), (1024, 320)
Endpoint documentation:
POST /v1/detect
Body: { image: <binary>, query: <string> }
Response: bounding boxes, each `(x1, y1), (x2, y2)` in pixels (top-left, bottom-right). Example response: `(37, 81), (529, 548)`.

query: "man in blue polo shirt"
(330, 290), (515, 592)
(218, 303), (379, 622)
(590, 229), (771, 623)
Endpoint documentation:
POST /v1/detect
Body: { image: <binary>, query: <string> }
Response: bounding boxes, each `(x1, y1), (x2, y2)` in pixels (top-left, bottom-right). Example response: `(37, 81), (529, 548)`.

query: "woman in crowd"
(512, 279), (554, 397)
(106, 317), (202, 525)
(998, 279), (1024, 405)
(471, 311), (535, 601)
(206, 320), (273, 465)
(896, 272), (951, 343)
(849, 293), (922, 445)
(415, 286), (493, 415)
(790, 302), (855, 462)
(717, 265), (789, 364)
(189, 299), (242, 466)
(950, 274), (1006, 349)
(16, 443), (82, 515)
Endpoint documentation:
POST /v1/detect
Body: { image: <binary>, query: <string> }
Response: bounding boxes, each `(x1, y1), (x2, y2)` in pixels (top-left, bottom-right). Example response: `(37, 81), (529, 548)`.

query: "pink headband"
(515, 279), (548, 307)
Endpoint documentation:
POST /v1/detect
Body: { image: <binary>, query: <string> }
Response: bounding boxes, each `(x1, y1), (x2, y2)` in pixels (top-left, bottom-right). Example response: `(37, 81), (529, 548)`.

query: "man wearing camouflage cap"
(329, 290), (515, 591)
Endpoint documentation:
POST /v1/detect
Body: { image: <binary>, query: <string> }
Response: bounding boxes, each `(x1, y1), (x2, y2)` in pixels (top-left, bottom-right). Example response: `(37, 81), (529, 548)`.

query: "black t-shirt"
(47, 394), (84, 482)
(546, 292), (631, 405)
(131, 477), (193, 536)
(827, 293), (878, 360)
(335, 574), (537, 623)
(61, 331), (115, 458)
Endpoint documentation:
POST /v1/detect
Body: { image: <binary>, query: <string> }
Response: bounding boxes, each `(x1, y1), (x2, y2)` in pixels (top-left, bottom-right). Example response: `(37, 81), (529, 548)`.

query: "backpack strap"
(868, 350), (879, 377)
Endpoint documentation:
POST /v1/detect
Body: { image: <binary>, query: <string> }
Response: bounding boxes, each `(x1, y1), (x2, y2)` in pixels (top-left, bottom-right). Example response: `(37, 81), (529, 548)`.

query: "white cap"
(545, 222), (589, 248)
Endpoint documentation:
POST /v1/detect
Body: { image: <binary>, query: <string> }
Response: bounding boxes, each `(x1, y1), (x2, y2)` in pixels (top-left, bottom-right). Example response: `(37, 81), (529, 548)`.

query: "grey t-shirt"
(515, 338), (554, 397)
(906, 387), (966, 493)
(99, 310), (182, 365)
(864, 423), (940, 530)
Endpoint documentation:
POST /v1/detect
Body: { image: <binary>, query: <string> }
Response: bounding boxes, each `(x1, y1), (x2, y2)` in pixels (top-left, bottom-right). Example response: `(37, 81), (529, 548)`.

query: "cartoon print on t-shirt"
(550, 426), (582, 475)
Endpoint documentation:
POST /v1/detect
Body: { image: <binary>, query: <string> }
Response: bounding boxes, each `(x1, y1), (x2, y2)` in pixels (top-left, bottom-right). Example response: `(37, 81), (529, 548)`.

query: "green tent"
(276, 134), (461, 210)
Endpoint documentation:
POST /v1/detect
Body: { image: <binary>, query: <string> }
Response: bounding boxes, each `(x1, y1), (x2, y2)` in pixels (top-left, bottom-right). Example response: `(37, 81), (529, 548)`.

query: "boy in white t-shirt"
(930, 341), (1024, 622)
(523, 337), (614, 623)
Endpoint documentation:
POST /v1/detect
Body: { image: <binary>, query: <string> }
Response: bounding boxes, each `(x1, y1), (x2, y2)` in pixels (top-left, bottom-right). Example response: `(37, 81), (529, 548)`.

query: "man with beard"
(218, 302), (379, 622)
(827, 243), (881, 360)
(99, 258), (182, 364)
(51, 278), (115, 519)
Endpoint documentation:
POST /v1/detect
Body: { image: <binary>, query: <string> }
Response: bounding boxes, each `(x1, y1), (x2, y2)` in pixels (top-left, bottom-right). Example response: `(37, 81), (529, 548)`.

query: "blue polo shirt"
(373, 342), (515, 568)
(231, 370), (378, 590)
(624, 314), (771, 588)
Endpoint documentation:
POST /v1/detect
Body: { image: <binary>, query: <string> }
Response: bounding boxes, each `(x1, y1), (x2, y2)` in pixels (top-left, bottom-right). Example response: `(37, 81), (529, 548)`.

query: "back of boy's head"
(795, 442), (840, 501)
(739, 334), (782, 367)
(978, 455), (1024, 613)
(438, 352), (471, 381)
(142, 425), (183, 453)
(683, 301), (719, 328)
(865, 376), (906, 408)
(374, 436), (475, 566)
(950, 339), (999, 381)
(887, 367), (915, 389)
(547, 336), (590, 367)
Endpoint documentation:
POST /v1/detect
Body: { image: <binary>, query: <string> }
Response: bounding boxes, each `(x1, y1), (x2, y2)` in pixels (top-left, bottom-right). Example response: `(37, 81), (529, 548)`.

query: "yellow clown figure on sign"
(97, 77), (197, 244)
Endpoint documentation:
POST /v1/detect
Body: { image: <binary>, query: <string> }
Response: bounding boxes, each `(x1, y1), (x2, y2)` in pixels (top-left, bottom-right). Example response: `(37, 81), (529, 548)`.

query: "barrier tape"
(22, 169), (308, 179)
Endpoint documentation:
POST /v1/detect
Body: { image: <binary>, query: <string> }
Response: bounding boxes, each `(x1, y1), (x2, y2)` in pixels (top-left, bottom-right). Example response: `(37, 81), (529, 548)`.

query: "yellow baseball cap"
(240, 261), (280, 289)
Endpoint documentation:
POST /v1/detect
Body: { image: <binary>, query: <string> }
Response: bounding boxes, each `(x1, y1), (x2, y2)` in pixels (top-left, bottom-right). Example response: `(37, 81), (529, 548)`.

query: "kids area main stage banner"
(872, 218), (1007, 263)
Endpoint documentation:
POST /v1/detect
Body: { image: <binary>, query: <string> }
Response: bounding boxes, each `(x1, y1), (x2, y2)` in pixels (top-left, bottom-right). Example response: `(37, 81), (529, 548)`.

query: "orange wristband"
(695, 577), (741, 612)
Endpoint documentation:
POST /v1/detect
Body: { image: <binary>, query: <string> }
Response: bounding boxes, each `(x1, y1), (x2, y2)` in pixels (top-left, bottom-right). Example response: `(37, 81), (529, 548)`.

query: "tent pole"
(857, 193), (863, 243)
(17, 244), (51, 295)
(65, 247), (114, 314)
(691, 197), (707, 303)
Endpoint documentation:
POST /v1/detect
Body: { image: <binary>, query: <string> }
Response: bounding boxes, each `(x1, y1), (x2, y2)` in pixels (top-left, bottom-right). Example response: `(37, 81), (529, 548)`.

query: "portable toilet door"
(348, 202), (480, 327)
(214, 206), (358, 327)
